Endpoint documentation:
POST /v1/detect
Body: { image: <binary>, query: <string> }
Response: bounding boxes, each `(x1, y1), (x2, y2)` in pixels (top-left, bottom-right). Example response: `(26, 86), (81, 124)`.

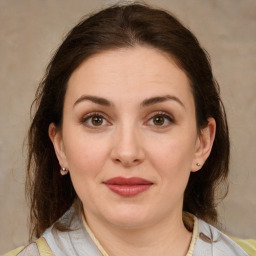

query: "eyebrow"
(141, 95), (185, 108)
(73, 95), (112, 108)
(73, 94), (184, 109)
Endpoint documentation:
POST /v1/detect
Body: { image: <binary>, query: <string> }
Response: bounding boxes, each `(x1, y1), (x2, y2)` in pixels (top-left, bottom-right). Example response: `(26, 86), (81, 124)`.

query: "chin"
(103, 205), (153, 229)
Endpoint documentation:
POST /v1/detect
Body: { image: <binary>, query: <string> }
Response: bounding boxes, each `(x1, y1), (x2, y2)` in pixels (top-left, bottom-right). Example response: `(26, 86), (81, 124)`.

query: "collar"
(82, 212), (199, 256)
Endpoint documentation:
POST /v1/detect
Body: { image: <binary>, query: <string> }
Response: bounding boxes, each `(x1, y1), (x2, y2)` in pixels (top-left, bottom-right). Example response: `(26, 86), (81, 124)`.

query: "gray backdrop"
(0, 0), (255, 253)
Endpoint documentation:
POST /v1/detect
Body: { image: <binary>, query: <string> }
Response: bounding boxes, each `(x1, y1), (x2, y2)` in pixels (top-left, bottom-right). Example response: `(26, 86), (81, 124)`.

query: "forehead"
(66, 46), (193, 106)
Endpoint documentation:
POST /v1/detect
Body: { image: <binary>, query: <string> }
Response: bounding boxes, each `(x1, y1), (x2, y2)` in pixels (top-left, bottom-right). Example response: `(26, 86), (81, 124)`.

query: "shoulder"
(3, 243), (39, 256)
(3, 246), (25, 256)
(230, 236), (256, 256)
(195, 218), (253, 256)
(3, 237), (52, 256)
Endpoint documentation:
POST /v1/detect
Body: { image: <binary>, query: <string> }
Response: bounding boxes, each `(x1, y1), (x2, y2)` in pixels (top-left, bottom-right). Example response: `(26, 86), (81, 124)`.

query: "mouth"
(103, 177), (153, 197)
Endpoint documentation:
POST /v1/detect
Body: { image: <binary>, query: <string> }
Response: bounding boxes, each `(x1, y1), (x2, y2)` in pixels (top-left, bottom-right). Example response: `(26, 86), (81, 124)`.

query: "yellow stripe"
(231, 237), (256, 256)
(186, 216), (199, 256)
(3, 246), (24, 256)
(82, 217), (109, 256)
(36, 237), (54, 256)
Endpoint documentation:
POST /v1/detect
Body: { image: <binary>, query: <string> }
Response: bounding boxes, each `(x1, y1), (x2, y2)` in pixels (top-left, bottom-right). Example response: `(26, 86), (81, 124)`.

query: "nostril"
(110, 135), (145, 167)
(113, 157), (142, 168)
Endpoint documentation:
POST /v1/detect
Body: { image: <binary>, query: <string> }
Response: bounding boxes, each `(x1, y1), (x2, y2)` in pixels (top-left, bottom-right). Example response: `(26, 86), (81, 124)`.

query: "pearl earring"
(60, 167), (69, 175)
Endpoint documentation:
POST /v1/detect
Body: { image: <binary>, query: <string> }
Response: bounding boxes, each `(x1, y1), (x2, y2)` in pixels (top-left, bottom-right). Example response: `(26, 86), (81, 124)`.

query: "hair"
(26, 3), (229, 239)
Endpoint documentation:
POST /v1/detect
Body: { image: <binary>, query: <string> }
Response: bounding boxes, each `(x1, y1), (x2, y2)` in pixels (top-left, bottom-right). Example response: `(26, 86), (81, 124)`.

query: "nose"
(110, 123), (145, 168)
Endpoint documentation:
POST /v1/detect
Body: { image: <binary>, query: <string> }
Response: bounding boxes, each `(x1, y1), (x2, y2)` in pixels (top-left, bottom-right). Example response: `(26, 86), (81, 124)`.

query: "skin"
(49, 46), (216, 256)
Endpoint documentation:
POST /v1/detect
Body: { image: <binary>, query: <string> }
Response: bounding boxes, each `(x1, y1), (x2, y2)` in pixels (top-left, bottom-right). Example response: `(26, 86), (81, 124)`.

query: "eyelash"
(80, 111), (175, 129)
(80, 112), (111, 129)
(146, 111), (175, 128)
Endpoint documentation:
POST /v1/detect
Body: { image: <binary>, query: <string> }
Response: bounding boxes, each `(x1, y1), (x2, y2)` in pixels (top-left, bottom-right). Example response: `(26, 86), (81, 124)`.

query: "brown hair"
(26, 3), (229, 239)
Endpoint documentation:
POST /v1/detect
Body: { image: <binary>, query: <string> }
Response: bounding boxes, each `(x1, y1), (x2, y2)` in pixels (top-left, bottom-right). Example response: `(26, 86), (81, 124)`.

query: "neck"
(84, 210), (192, 256)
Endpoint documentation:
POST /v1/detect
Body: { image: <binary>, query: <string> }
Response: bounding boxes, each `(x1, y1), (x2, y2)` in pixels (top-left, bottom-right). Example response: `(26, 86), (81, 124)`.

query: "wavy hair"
(26, 3), (229, 239)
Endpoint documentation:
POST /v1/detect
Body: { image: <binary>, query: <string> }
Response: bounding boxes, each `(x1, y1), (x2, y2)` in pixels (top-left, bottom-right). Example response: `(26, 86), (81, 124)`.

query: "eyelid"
(145, 111), (175, 127)
(147, 111), (174, 120)
(80, 111), (112, 127)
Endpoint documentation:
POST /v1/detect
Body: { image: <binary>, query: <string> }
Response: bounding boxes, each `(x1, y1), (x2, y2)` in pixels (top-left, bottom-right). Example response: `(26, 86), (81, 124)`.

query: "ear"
(191, 117), (216, 172)
(48, 123), (69, 169)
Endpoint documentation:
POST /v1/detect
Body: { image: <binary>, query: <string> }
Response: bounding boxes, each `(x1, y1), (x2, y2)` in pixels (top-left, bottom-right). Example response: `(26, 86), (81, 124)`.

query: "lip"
(103, 177), (153, 197)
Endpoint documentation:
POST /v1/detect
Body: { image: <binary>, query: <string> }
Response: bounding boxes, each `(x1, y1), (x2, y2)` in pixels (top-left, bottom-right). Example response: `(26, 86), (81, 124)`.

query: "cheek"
(151, 135), (195, 165)
(63, 131), (111, 178)
(64, 133), (111, 202)
(147, 132), (197, 184)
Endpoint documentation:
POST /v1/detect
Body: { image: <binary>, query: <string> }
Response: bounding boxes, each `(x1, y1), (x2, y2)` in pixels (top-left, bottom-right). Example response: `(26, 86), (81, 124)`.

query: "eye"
(90, 115), (104, 126)
(147, 112), (174, 128)
(152, 115), (166, 126)
(81, 112), (110, 128)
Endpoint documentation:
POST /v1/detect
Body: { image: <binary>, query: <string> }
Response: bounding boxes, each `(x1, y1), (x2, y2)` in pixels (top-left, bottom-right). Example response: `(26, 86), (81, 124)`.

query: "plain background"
(0, 0), (255, 253)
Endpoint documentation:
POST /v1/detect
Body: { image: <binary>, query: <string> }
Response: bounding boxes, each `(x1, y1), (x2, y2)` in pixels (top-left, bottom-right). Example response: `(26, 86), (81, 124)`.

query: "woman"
(5, 3), (255, 256)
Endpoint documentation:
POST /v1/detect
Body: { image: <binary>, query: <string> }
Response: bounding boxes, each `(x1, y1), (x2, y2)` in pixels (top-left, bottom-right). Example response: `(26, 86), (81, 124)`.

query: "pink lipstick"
(103, 177), (153, 197)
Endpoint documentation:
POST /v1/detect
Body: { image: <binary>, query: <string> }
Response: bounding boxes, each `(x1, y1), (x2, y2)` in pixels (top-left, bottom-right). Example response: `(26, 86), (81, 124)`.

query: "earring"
(60, 167), (69, 175)
(196, 163), (201, 167)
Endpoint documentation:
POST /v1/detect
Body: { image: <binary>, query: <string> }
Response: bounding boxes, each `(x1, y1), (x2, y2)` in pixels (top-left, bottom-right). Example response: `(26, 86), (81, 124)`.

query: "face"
(49, 46), (215, 229)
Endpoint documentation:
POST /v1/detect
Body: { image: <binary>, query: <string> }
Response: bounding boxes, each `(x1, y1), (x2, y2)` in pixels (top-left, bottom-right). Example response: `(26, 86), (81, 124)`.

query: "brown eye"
(147, 112), (174, 128)
(153, 115), (165, 126)
(91, 116), (103, 126)
(81, 113), (109, 128)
